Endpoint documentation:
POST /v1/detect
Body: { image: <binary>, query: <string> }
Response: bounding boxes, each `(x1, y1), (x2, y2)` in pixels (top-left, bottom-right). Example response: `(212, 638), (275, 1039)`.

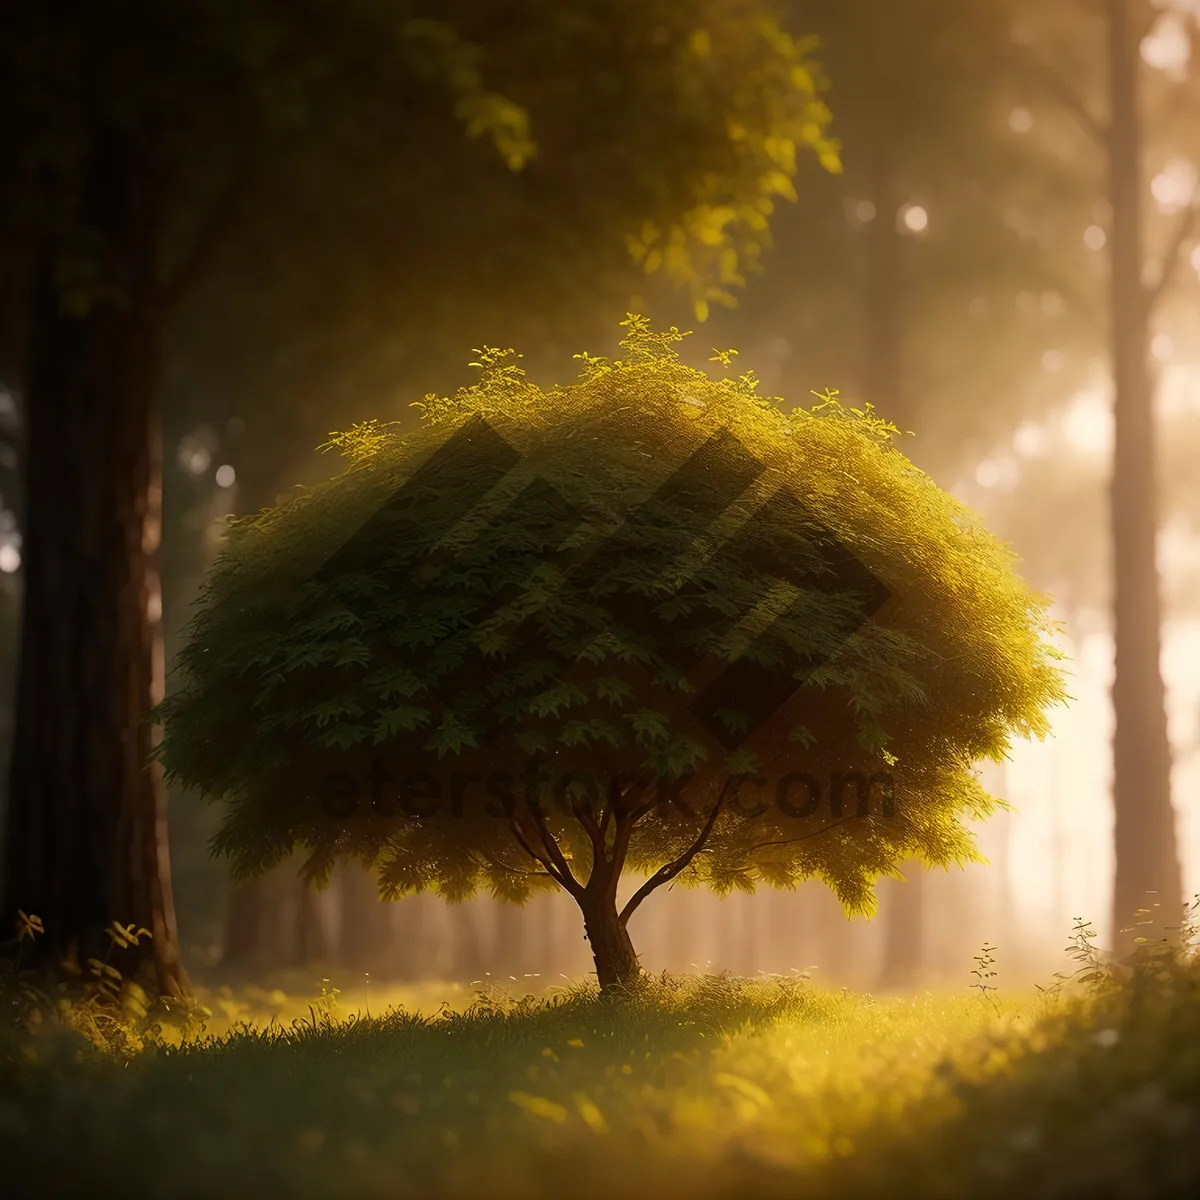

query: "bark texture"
(2, 131), (186, 996)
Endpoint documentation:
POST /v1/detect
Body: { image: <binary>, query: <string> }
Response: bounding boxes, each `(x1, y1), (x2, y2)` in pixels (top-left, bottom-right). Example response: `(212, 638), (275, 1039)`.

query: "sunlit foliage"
(5, 926), (1200, 1197)
(159, 318), (1066, 932)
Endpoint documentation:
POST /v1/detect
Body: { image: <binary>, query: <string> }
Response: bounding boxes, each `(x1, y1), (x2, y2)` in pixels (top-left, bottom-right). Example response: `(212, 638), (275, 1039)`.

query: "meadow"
(3, 922), (1199, 1199)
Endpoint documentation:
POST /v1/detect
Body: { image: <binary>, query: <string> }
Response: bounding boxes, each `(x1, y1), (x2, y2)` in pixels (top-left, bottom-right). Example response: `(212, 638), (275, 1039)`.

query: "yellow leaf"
(790, 64), (814, 92)
(574, 1092), (608, 1134)
(693, 298), (710, 323)
(714, 1072), (773, 1108)
(509, 1091), (568, 1123)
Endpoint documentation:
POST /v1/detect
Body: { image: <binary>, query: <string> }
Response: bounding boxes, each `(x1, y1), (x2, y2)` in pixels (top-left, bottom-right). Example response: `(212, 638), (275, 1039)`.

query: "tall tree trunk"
(864, 137), (927, 986)
(1, 132), (186, 997)
(878, 862), (924, 988)
(1106, 0), (1183, 947)
(450, 902), (485, 981)
(293, 878), (327, 966)
(223, 879), (267, 970)
(992, 765), (1016, 958)
(665, 889), (697, 972)
(864, 142), (906, 429)
(493, 900), (526, 979)
(339, 861), (393, 972)
(766, 888), (807, 976)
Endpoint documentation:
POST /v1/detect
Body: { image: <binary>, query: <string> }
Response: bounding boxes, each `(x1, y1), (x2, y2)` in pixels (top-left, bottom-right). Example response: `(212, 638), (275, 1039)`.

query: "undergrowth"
(2, 904), (1199, 1199)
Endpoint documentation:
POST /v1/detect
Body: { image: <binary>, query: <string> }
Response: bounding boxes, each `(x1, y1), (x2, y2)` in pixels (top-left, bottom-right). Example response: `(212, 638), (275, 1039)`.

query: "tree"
(1014, 0), (1200, 944)
(741, 0), (1074, 984)
(700, 0), (1100, 480)
(158, 318), (1066, 991)
(0, 0), (839, 993)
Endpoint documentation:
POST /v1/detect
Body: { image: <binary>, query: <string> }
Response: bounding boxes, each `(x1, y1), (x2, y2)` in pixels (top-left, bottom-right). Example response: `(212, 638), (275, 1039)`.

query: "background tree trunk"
(222, 879), (267, 970)
(493, 901), (526, 980)
(450, 903), (485, 981)
(864, 142), (906, 427)
(338, 861), (393, 972)
(292, 878), (328, 967)
(863, 137), (928, 986)
(1, 132), (185, 997)
(1106, 0), (1183, 946)
(878, 862), (925, 988)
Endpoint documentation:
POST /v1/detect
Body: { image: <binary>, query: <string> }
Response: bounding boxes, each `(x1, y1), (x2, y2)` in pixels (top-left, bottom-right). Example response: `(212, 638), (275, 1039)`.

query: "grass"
(3, 926), (1200, 1198)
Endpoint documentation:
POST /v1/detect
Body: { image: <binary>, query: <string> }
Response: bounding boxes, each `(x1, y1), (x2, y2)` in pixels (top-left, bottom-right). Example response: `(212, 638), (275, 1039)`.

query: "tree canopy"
(159, 317), (1066, 987)
(0, 0), (843, 992)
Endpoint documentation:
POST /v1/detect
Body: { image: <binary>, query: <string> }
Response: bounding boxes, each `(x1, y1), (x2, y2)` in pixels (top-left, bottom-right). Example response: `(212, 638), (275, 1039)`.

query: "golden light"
(1062, 390), (1113, 456)
(1141, 11), (1193, 79)
(1152, 332), (1175, 363)
(1150, 158), (1197, 213)
(1008, 107), (1033, 134)
(1013, 421), (1048, 457)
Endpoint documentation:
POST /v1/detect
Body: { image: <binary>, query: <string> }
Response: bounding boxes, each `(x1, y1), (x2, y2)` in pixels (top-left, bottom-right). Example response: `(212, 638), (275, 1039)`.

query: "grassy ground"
(3, 936), (1200, 1199)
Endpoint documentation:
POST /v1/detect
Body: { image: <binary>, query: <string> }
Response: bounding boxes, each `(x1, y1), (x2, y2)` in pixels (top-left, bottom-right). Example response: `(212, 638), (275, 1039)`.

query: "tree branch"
(619, 777), (735, 926)
(509, 819), (571, 892)
(597, 773), (651, 868)
(746, 814), (864, 854)
(1020, 55), (1109, 145)
(479, 849), (553, 881)
(1146, 201), (1200, 312)
(523, 802), (584, 899)
(571, 796), (606, 867)
(157, 162), (249, 317)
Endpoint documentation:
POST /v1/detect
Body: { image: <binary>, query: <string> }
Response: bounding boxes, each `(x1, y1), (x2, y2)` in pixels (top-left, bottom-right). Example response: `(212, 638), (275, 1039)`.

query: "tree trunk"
(665, 888), (697, 972)
(862, 140), (926, 988)
(1106, 0), (1183, 947)
(493, 900), (526, 979)
(864, 141), (906, 430)
(1, 131), (186, 998)
(223, 879), (267, 969)
(293, 878), (327, 966)
(339, 861), (393, 972)
(992, 766), (1016, 958)
(582, 896), (640, 992)
(878, 862), (924, 988)
(450, 901), (485, 981)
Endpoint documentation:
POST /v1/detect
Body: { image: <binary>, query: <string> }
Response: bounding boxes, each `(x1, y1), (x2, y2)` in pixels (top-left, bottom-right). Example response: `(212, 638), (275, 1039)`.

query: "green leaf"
(625, 709), (670, 745)
(594, 676), (635, 705)
(372, 705), (431, 742)
(714, 708), (752, 737)
(528, 682), (588, 718)
(726, 748), (759, 776)
(560, 719), (623, 749)
(317, 723), (369, 750)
